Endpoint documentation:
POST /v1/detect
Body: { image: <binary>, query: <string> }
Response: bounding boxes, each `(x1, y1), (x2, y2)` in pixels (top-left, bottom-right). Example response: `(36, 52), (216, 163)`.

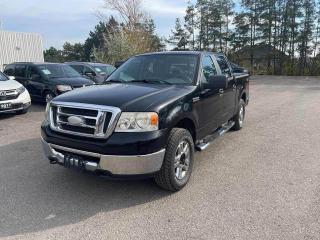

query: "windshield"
(107, 54), (199, 85)
(38, 64), (81, 78)
(93, 65), (116, 75)
(0, 72), (8, 81)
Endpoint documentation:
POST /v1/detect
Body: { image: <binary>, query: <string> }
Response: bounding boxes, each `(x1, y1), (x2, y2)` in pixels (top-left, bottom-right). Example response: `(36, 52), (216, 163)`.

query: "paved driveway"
(0, 76), (320, 240)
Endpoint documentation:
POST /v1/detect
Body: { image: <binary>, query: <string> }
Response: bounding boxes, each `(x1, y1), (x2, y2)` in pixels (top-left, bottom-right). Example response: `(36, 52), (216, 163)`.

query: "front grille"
(49, 102), (121, 139)
(0, 89), (19, 101)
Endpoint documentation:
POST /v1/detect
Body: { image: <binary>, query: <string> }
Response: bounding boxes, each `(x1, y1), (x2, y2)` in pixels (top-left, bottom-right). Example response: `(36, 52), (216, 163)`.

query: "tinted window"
(84, 66), (95, 74)
(201, 56), (217, 84)
(37, 64), (81, 78)
(216, 56), (232, 77)
(15, 65), (27, 77)
(27, 66), (41, 79)
(108, 54), (198, 85)
(4, 65), (15, 76)
(70, 65), (84, 74)
(0, 72), (8, 81)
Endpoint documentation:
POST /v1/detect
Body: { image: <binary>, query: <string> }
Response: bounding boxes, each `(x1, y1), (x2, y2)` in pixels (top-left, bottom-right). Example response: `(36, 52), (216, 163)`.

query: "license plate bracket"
(0, 103), (12, 110)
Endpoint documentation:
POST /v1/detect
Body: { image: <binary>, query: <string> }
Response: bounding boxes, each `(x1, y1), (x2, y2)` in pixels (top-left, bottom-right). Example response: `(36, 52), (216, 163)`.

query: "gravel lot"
(0, 76), (320, 240)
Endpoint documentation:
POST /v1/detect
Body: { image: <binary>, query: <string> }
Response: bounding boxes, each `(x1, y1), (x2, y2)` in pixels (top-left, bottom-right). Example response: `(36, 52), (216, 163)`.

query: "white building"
(0, 31), (44, 71)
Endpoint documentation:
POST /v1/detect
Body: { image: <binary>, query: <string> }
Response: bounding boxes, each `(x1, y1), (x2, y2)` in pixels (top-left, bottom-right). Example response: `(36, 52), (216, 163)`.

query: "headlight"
(56, 85), (72, 92)
(16, 86), (25, 94)
(45, 102), (50, 121)
(115, 112), (159, 132)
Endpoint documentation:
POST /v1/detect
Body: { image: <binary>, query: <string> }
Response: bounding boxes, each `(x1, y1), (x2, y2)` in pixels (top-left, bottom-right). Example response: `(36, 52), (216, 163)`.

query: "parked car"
(4, 63), (94, 102)
(41, 51), (250, 191)
(66, 62), (116, 84)
(0, 71), (31, 114)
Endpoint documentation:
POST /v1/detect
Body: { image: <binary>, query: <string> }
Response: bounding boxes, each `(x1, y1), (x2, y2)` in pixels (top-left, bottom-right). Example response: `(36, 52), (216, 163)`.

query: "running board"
(196, 121), (235, 151)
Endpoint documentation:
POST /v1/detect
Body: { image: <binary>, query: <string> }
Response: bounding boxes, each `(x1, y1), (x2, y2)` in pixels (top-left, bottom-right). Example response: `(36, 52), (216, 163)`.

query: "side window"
(70, 65), (84, 74)
(217, 56), (232, 77)
(15, 65), (27, 78)
(4, 65), (15, 76)
(27, 66), (41, 80)
(201, 56), (217, 84)
(84, 66), (95, 74)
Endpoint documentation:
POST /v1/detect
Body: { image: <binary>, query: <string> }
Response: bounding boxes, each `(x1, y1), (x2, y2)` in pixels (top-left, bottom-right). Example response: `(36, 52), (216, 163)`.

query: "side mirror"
(8, 76), (15, 80)
(31, 74), (41, 80)
(206, 75), (228, 90)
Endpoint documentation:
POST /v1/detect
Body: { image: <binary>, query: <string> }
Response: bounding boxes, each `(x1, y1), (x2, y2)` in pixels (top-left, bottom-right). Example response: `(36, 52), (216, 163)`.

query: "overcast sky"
(0, 0), (188, 49)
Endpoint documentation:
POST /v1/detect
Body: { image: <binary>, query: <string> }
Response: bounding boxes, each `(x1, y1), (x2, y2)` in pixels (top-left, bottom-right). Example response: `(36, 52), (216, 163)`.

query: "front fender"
(159, 100), (199, 130)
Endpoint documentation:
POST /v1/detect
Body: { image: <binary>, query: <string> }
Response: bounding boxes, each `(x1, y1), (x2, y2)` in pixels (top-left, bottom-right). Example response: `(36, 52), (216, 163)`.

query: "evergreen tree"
(184, 1), (197, 50)
(168, 18), (189, 50)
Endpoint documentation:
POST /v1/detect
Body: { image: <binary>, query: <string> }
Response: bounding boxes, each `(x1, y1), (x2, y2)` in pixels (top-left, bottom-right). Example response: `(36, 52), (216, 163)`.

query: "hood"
(49, 77), (94, 86)
(52, 83), (196, 111)
(0, 80), (22, 90)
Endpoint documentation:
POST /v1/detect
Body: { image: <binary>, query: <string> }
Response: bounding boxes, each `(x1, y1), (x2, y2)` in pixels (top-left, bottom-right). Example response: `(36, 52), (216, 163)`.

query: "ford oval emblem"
(68, 116), (85, 126)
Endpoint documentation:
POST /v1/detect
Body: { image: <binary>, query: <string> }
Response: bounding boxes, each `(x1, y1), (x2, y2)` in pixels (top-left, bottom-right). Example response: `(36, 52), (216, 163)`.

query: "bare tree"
(104, 0), (144, 30)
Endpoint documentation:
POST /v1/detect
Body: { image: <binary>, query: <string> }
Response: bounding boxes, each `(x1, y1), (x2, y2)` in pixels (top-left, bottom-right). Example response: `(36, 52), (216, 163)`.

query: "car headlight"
(56, 85), (72, 92)
(16, 86), (25, 94)
(115, 112), (159, 132)
(45, 102), (51, 121)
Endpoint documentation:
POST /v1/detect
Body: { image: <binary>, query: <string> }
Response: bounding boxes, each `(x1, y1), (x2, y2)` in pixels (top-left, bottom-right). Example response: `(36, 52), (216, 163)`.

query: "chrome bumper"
(41, 138), (165, 175)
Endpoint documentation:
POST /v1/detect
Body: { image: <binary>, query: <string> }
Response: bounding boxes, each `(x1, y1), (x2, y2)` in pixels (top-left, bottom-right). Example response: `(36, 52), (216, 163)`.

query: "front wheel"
(155, 128), (194, 192)
(232, 99), (245, 131)
(44, 92), (55, 103)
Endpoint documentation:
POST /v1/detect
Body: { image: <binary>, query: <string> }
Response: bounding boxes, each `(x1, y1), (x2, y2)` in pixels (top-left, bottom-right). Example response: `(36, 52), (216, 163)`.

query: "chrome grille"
(0, 89), (19, 101)
(49, 101), (121, 139)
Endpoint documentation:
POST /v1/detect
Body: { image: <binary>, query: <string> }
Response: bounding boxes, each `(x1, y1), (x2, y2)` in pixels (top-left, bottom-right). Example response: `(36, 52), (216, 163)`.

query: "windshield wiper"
(106, 79), (124, 83)
(131, 79), (172, 85)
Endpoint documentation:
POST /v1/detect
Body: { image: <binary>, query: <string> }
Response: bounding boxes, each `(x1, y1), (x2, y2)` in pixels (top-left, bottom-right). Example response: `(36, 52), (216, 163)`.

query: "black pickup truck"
(41, 51), (249, 191)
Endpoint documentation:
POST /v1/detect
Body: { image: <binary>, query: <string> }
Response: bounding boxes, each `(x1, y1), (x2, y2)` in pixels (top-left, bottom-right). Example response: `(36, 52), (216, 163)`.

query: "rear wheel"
(155, 128), (194, 192)
(232, 99), (245, 131)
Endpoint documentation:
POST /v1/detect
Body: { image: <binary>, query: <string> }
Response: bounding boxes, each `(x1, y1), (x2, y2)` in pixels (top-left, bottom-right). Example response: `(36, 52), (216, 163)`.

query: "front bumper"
(41, 138), (165, 175)
(0, 90), (31, 113)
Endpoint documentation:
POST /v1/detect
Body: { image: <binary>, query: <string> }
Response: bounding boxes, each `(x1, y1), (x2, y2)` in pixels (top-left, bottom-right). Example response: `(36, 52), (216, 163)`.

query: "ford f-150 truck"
(41, 51), (249, 191)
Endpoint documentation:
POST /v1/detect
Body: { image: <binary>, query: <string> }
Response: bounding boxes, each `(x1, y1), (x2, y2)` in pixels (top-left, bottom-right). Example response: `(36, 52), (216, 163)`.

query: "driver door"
(26, 65), (43, 97)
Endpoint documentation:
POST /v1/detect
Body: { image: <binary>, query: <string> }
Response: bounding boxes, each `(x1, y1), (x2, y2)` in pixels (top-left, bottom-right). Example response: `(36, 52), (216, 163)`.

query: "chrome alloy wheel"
(45, 93), (53, 103)
(239, 105), (244, 127)
(174, 140), (191, 180)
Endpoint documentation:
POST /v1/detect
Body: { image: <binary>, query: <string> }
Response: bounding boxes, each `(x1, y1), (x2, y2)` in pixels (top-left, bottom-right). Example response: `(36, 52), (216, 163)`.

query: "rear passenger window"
(216, 56), (232, 77)
(4, 65), (15, 76)
(15, 65), (27, 77)
(201, 56), (217, 84)
(70, 65), (84, 74)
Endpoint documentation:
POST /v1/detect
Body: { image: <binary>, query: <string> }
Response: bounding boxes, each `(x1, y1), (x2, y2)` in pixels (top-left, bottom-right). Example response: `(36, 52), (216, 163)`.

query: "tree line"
(169, 0), (320, 75)
(44, 0), (320, 76)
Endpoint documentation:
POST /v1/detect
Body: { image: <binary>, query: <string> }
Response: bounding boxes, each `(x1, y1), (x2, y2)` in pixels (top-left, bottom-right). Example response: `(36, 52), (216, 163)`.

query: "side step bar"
(196, 121), (235, 151)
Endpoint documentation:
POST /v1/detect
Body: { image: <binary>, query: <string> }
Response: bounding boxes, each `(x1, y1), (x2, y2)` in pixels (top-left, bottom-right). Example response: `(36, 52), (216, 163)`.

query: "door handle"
(219, 89), (224, 94)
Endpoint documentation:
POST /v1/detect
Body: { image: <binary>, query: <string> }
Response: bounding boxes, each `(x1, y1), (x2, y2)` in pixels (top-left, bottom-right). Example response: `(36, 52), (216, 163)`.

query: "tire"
(155, 128), (195, 192)
(16, 108), (29, 115)
(44, 91), (55, 103)
(232, 99), (245, 131)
